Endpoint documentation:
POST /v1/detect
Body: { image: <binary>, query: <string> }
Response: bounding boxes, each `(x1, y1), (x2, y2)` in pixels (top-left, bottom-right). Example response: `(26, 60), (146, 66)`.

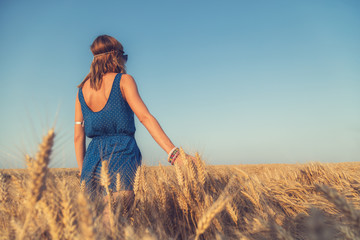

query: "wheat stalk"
(116, 172), (122, 192)
(269, 219), (294, 240)
(316, 184), (360, 229)
(4, 144), (360, 240)
(0, 173), (8, 203)
(40, 200), (62, 240)
(133, 166), (141, 196)
(140, 165), (148, 200)
(77, 192), (95, 240)
(80, 180), (85, 193)
(175, 163), (184, 187)
(25, 154), (33, 169)
(18, 128), (55, 240)
(195, 194), (231, 240)
(11, 219), (24, 240)
(194, 152), (206, 186)
(27, 128), (55, 205)
(100, 160), (111, 194)
(338, 225), (357, 240)
(100, 160), (115, 236)
(226, 201), (239, 224)
(159, 163), (171, 183)
(159, 182), (168, 212)
(176, 188), (189, 214)
(61, 181), (77, 239)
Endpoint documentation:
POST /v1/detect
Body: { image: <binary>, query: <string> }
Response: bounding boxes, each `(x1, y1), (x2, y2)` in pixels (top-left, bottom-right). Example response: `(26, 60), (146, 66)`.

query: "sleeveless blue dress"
(78, 73), (142, 198)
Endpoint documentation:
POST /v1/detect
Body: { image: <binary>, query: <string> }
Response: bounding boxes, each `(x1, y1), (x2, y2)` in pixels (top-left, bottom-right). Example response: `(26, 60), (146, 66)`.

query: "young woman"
(74, 35), (183, 201)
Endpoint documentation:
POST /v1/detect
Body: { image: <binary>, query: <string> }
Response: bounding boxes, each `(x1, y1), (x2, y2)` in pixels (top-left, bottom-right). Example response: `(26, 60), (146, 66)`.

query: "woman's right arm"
(121, 74), (176, 155)
(74, 91), (86, 174)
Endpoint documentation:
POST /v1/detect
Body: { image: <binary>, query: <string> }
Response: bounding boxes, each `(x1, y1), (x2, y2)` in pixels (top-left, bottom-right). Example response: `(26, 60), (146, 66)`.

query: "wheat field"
(0, 129), (359, 240)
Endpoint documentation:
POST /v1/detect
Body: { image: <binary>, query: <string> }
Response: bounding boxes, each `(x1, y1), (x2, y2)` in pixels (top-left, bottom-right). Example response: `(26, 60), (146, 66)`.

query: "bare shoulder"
(82, 79), (90, 91)
(120, 74), (137, 88)
(121, 74), (136, 83)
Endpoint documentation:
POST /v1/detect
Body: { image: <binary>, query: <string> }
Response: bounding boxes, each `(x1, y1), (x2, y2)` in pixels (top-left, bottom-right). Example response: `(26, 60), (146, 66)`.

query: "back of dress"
(78, 73), (142, 198)
(78, 73), (136, 138)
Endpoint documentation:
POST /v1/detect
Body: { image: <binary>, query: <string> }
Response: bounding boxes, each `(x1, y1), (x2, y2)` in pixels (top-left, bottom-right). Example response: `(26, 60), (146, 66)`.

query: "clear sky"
(0, 0), (359, 169)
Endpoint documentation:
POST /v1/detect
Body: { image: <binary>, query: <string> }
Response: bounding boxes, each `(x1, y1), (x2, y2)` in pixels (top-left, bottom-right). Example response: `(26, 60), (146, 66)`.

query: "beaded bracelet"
(167, 147), (180, 165)
(167, 147), (177, 161)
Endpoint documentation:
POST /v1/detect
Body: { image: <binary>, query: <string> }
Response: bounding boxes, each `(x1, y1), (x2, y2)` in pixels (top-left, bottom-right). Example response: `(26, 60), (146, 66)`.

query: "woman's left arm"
(74, 91), (86, 174)
(121, 74), (175, 155)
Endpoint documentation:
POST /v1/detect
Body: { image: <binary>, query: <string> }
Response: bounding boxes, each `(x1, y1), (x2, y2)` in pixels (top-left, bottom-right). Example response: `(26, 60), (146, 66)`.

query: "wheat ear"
(61, 181), (77, 239)
(316, 184), (360, 228)
(133, 166), (141, 196)
(116, 172), (122, 192)
(175, 163), (184, 187)
(80, 180), (85, 193)
(40, 200), (62, 240)
(18, 128), (55, 240)
(226, 201), (239, 224)
(159, 163), (171, 183)
(140, 165), (148, 198)
(77, 192), (95, 240)
(0, 173), (8, 203)
(28, 128), (55, 205)
(195, 194), (230, 240)
(175, 186), (189, 214)
(268, 217), (295, 240)
(162, 187), (169, 214)
(194, 152), (206, 186)
(100, 160), (115, 235)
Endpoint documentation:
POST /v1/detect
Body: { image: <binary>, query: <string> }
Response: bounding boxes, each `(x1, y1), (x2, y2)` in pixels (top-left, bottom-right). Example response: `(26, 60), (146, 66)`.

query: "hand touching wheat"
(174, 151), (195, 167)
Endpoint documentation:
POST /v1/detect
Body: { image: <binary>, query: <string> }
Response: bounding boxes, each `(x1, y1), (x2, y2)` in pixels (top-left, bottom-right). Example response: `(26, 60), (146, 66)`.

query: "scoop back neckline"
(81, 73), (120, 113)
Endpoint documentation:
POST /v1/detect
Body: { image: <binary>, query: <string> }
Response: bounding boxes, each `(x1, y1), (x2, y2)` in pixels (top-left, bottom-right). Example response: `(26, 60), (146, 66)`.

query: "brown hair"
(78, 35), (127, 90)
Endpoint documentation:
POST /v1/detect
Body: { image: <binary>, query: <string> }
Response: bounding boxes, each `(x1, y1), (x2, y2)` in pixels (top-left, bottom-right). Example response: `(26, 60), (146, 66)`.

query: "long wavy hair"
(78, 35), (127, 90)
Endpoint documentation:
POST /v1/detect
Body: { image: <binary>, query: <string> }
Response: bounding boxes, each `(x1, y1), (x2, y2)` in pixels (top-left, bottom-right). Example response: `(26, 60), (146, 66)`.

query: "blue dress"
(78, 73), (142, 198)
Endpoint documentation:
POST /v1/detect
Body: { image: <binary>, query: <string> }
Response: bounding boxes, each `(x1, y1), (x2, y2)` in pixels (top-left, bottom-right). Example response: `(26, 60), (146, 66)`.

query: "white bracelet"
(75, 121), (84, 127)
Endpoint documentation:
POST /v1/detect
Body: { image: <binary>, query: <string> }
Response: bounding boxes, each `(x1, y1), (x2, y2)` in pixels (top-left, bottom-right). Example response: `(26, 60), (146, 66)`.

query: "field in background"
(0, 129), (359, 239)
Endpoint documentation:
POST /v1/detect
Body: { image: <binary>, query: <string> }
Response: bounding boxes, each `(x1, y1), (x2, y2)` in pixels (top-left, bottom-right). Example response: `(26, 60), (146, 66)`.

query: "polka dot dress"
(78, 73), (142, 198)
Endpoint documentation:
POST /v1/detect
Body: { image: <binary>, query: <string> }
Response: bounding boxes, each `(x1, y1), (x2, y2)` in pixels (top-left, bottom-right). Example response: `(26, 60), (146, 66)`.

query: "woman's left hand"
(174, 153), (195, 166)
(173, 156), (183, 166)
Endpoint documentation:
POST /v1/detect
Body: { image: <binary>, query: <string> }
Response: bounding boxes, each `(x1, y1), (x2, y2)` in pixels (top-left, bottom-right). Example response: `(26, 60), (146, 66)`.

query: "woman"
(74, 35), (182, 201)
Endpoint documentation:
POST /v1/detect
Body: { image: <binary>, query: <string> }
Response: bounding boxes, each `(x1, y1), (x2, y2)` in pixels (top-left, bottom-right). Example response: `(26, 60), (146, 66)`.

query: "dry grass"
(0, 129), (359, 239)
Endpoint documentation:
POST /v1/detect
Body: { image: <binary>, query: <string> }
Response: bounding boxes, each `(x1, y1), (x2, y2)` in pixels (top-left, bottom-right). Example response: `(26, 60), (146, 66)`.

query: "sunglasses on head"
(117, 49), (128, 62)
(122, 54), (128, 62)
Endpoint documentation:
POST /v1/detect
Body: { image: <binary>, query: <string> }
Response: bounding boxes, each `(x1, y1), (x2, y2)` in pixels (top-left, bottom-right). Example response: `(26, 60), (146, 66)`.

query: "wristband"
(168, 147), (180, 165)
(75, 121), (84, 127)
(167, 147), (177, 160)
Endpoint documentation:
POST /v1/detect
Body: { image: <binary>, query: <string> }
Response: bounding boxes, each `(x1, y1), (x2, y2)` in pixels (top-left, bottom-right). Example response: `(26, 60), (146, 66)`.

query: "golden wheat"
(100, 160), (115, 236)
(77, 192), (95, 240)
(1, 128), (360, 239)
(195, 194), (231, 240)
(17, 128), (55, 240)
(116, 173), (121, 192)
(61, 180), (77, 239)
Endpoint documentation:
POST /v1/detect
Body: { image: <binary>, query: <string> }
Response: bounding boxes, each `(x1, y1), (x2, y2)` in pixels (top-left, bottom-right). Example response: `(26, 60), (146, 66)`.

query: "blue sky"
(0, 0), (359, 169)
